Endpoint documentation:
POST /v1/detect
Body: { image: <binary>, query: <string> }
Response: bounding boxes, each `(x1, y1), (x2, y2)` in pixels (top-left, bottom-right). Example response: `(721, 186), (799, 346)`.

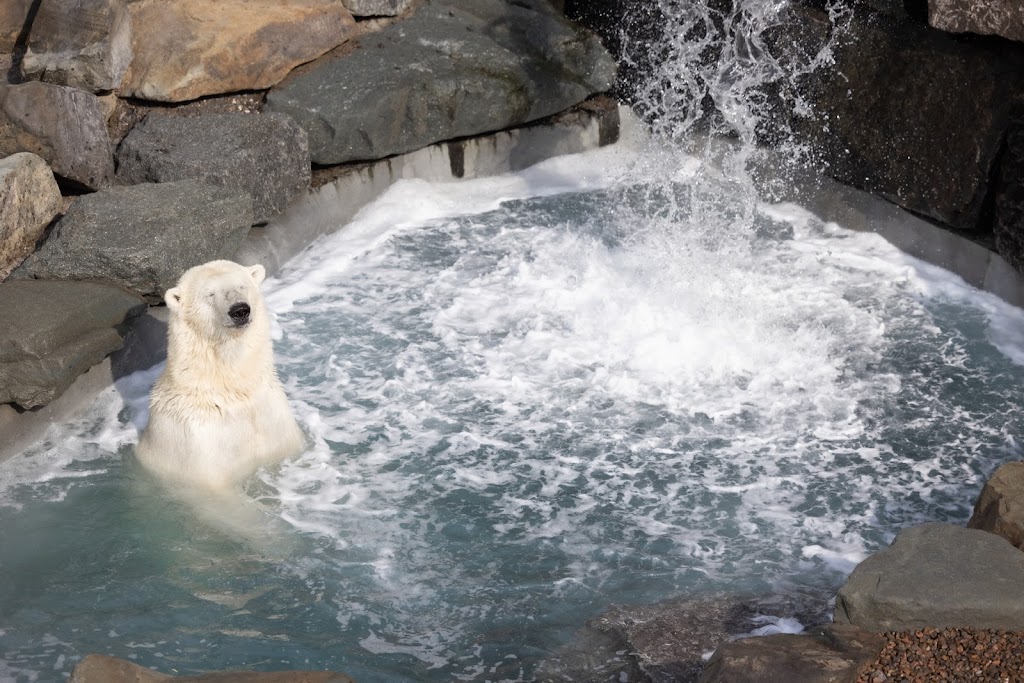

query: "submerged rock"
(0, 152), (61, 281)
(265, 0), (616, 164)
(834, 523), (1024, 632)
(69, 654), (357, 682)
(0, 280), (146, 409)
(121, 0), (358, 102)
(22, 0), (132, 92)
(968, 461), (1024, 550)
(0, 81), (114, 189)
(13, 180), (253, 302)
(116, 112), (310, 224)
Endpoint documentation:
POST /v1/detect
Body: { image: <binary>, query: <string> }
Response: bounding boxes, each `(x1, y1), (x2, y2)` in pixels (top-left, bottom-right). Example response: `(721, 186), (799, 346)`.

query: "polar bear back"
(136, 260), (304, 491)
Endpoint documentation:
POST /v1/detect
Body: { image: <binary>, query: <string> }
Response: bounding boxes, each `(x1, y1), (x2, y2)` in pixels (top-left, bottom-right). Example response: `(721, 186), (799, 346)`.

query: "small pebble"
(856, 627), (1024, 683)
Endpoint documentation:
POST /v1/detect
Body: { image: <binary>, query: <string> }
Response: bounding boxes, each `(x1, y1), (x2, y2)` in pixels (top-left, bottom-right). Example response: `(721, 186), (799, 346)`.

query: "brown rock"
(121, 0), (357, 103)
(0, 81), (114, 189)
(0, 152), (61, 280)
(929, 0), (1024, 43)
(968, 461), (1024, 550)
(70, 654), (356, 683)
(0, 0), (33, 54)
(22, 0), (132, 92)
(698, 625), (886, 683)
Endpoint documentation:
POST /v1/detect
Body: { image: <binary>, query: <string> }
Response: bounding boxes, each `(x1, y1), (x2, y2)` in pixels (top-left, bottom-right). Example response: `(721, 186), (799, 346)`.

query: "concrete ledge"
(796, 177), (1024, 308)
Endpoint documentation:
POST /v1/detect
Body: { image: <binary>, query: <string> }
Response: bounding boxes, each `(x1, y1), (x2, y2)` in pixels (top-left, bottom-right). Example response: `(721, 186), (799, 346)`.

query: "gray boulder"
(0, 280), (146, 409)
(968, 461), (1024, 551)
(13, 180), (253, 302)
(834, 523), (1024, 632)
(0, 152), (61, 280)
(0, 81), (114, 189)
(929, 0), (1024, 42)
(342, 0), (414, 16)
(265, 0), (616, 164)
(22, 0), (133, 92)
(697, 625), (885, 683)
(793, 9), (1019, 232)
(116, 113), (311, 225)
(994, 125), (1024, 274)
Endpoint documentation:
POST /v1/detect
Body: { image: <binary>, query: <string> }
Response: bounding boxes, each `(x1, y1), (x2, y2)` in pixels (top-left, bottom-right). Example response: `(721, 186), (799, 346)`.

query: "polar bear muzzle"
(228, 302), (251, 327)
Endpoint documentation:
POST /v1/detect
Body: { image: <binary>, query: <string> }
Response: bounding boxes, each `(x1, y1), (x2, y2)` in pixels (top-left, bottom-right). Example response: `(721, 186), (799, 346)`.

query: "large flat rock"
(12, 180), (253, 302)
(121, 0), (358, 102)
(968, 461), (1024, 550)
(116, 112), (310, 225)
(265, 0), (616, 164)
(0, 280), (146, 409)
(834, 523), (1024, 632)
(0, 152), (61, 280)
(0, 81), (114, 189)
(22, 0), (132, 92)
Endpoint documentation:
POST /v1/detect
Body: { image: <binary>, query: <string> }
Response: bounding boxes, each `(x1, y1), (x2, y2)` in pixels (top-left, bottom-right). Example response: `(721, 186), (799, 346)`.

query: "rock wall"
(0, 0), (617, 413)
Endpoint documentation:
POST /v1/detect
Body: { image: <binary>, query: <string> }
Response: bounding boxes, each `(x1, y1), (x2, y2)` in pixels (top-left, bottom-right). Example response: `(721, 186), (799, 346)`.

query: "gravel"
(856, 627), (1024, 683)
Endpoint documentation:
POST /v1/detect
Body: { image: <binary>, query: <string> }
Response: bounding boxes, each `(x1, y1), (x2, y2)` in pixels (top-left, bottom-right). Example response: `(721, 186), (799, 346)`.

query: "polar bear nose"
(228, 302), (251, 326)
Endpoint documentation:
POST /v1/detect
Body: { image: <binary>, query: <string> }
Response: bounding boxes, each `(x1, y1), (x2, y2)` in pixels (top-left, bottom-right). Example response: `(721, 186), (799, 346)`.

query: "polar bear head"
(165, 260), (268, 341)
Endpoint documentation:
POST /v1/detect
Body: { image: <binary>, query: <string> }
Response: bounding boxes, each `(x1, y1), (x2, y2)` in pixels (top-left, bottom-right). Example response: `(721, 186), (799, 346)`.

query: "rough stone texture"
(13, 180), (253, 302)
(265, 0), (617, 164)
(342, 0), (414, 17)
(0, 280), (146, 409)
(0, 0), (33, 54)
(968, 461), (1024, 550)
(121, 0), (358, 103)
(698, 625), (886, 683)
(0, 152), (61, 280)
(0, 81), (114, 189)
(794, 8), (1021, 232)
(834, 523), (1024, 632)
(537, 592), (832, 682)
(994, 124), (1024, 274)
(929, 0), (1024, 42)
(22, 0), (132, 92)
(116, 112), (310, 224)
(70, 654), (357, 683)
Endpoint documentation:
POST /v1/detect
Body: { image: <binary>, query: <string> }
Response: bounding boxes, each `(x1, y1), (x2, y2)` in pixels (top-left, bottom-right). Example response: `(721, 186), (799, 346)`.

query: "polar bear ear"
(165, 287), (183, 311)
(248, 264), (266, 286)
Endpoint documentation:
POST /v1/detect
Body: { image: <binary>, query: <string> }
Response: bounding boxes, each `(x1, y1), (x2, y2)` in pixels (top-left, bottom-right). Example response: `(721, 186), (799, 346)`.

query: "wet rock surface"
(834, 523), (1024, 632)
(0, 81), (114, 189)
(266, 0), (616, 164)
(12, 180), (253, 302)
(0, 152), (60, 280)
(116, 112), (310, 224)
(994, 125), (1024, 275)
(0, 280), (146, 409)
(698, 625), (885, 683)
(968, 461), (1024, 550)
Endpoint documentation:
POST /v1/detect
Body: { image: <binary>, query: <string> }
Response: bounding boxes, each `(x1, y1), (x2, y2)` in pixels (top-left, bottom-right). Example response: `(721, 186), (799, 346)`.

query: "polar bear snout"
(228, 302), (251, 327)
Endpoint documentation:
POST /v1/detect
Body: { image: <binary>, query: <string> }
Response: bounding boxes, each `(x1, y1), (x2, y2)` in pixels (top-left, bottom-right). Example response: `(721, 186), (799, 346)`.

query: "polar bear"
(136, 260), (304, 491)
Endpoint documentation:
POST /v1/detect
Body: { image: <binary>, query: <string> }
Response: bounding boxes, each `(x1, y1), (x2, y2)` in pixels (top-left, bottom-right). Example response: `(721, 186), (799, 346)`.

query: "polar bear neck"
(162, 313), (278, 404)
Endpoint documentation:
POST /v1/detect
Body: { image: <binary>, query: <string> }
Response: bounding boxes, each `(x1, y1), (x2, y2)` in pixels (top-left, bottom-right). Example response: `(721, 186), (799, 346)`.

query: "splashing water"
(2, 2), (1024, 681)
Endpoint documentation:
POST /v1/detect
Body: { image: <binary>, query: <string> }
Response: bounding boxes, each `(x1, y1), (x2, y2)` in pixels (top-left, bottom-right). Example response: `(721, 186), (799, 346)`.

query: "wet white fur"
(136, 260), (304, 491)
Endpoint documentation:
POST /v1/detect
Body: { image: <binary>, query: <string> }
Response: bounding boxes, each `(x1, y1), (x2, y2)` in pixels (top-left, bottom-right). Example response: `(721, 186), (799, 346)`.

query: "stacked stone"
(0, 0), (616, 412)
